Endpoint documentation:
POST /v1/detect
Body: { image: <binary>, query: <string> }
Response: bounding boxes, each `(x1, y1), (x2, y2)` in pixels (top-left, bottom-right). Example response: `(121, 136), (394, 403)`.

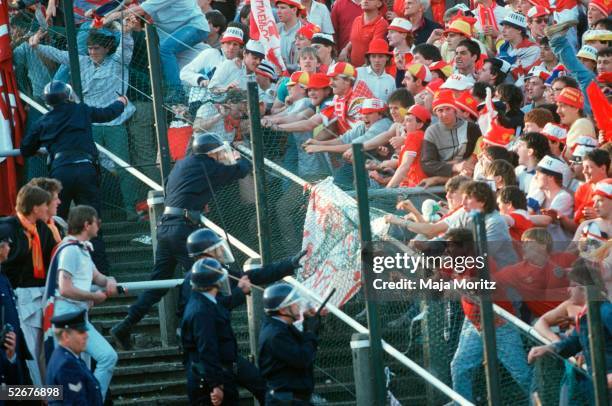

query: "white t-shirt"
(543, 189), (574, 249)
(56, 236), (96, 308)
(208, 59), (254, 91)
(356, 67), (396, 102)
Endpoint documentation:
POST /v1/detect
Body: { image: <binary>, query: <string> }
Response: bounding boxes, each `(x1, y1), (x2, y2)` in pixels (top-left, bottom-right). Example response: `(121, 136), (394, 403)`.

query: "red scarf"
(476, 4), (498, 31)
(17, 212), (45, 279)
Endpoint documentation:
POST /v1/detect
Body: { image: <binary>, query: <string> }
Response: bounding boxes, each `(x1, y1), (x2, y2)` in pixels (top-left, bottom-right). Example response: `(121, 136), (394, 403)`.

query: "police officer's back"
(46, 310), (103, 406)
(181, 258), (239, 405)
(258, 283), (321, 405)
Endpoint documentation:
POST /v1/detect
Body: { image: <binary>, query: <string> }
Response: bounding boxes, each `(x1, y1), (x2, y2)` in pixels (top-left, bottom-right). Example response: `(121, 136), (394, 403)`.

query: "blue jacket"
(20, 101), (124, 169)
(163, 154), (251, 211)
(181, 292), (238, 388)
(46, 345), (103, 406)
(258, 316), (318, 396)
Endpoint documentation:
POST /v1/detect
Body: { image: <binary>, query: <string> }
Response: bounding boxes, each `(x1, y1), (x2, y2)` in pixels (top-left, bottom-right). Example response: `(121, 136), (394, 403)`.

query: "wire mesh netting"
(8, 6), (597, 406)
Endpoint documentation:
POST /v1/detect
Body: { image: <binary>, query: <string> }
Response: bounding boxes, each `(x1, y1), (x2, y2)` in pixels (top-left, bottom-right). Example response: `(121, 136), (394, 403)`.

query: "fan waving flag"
(249, 0), (287, 73)
(0, 0), (26, 216)
(42, 241), (81, 363)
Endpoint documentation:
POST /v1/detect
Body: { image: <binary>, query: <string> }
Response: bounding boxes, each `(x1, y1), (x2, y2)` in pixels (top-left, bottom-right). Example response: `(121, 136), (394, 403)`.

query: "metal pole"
(144, 24), (172, 187)
(471, 212), (501, 406)
(351, 333), (376, 405)
(585, 286), (609, 406)
(246, 81), (270, 364)
(60, 0), (82, 99)
(351, 143), (386, 406)
(147, 190), (178, 347)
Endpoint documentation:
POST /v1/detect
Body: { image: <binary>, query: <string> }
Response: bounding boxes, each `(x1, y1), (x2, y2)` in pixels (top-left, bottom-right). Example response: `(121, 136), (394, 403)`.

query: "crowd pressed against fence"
(1, 0), (612, 404)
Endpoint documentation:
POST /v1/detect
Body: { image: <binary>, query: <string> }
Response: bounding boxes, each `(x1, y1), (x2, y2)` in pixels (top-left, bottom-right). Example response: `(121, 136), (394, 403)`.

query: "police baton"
(314, 288), (336, 316)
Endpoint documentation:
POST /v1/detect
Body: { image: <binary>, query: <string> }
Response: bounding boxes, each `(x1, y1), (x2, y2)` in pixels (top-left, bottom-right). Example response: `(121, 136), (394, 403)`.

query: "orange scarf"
(47, 218), (62, 244)
(16, 212), (45, 279)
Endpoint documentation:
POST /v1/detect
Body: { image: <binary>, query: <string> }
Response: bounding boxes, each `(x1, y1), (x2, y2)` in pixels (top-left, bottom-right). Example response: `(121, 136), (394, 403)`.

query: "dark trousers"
(265, 391), (311, 405)
(235, 355), (266, 404)
(51, 162), (109, 273)
(127, 222), (196, 324)
(186, 362), (239, 405)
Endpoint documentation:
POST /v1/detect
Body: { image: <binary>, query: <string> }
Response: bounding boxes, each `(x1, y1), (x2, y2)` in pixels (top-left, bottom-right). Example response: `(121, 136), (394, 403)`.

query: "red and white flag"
(249, 0), (287, 74)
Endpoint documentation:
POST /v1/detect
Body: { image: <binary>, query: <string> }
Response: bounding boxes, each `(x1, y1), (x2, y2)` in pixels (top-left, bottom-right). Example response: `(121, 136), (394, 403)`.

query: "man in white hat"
(533, 155), (575, 248)
(497, 11), (541, 70)
(180, 26), (245, 103)
(208, 40), (265, 91)
(522, 66), (550, 113)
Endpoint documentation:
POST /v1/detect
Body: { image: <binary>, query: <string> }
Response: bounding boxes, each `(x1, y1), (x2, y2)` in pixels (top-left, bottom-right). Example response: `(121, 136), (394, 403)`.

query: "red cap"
(297, 23), (321, 40)
(360, 98), (387, 114)
(432, 90), (457, 111)
(455, 91), (479, 119)
(589, 0), (612, 16)
(407, 104), (431, 123)
(593, 178), (612, 199)
(483, 119), (514, 147)
(327, 62), (357, 79)
(306, 72), (331, 89)
(556, 87), (584, 109)
(527, 5), (550, 18)
(425, 78), (444, 95)
(365, 39), (393, 56)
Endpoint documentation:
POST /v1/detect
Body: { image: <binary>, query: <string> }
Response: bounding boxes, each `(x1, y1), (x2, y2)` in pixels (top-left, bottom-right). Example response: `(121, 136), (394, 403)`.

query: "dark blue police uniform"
(181, 291), (240, 405)
(125, 154), (250, 326)
(46, 310), (103, 406)
(258, 317), (318, 405)
(20, 100), (125, 274)
(46, 345), (103, 406)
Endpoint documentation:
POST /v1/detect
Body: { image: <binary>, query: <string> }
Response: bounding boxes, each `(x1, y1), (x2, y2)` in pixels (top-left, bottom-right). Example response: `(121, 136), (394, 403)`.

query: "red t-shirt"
(574, 182), (595, 224)
(398, 130), (426, 187)
(494, 253), (575, 317)
(508, 210), (534, 241)
(331, 0), (364, 51)
(349, 14), (389, 67)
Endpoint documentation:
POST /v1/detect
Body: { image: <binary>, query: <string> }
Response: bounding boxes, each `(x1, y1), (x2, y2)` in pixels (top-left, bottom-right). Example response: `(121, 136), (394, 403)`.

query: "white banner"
(250, 0), (287, 72)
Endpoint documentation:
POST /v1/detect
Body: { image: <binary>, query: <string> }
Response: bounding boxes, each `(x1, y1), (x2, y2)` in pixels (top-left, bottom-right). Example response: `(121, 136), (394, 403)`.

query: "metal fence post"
(246, 81), (270, 362)
(351, 333), (376, 405)
(147, 190), (178, 347)
(144, 24), (172, 186)
(60, 0), (82, 99)
(471, 212), (501, 406)
(352, 143), (386, 406)
(585, 286), (609, 406)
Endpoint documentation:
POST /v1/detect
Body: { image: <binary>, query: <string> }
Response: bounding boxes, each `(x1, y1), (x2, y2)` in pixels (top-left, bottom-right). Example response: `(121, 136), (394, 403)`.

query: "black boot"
(110, 318), (133, 351)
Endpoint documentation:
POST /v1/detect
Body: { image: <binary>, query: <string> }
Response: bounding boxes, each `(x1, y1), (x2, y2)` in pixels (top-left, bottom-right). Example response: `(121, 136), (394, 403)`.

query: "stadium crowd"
(2, 0), (612, 404)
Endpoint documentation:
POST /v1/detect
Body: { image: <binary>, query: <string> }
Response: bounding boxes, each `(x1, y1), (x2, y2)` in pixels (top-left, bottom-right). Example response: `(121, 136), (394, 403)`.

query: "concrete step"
(106, 246), (154, 262)
(113, 394), (189, 405)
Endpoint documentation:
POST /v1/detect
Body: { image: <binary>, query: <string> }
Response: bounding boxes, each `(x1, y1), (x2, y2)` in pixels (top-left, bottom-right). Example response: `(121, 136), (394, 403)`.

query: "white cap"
(311, 33), (335, 45)
(594, 179), (612, 199)
(541, 123), (567, 143)
(441, 73), (475, 91)
(527, 65), (551, 81)
(246, 40), (265, 57)
(577, 45), (598, 62)
(388, 18), (413, 33)
(221, 27), (244, 44)
(536, 155), (568, 177)
(501, 12), (528, 30)
(360, 98), (387, 114)
(574, 135), (599, 148)
(572, 145), (596, 159)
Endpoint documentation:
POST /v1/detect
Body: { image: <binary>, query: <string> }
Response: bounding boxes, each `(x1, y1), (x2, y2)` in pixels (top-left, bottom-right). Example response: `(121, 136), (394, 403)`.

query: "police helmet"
(43, 81), (74, 107)
(192, 133), (224, 155)
(190, 258), (231, 295)
(187, 228), (222, 258)
(263, 282), (302, 315)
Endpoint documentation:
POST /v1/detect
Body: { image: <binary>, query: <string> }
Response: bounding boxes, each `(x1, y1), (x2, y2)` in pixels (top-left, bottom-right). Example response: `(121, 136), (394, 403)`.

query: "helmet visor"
(216, 269), (231, 296)
(209, 142), (237, 166)
(204, 239), (236, 264)
(274, 287), (304, 312)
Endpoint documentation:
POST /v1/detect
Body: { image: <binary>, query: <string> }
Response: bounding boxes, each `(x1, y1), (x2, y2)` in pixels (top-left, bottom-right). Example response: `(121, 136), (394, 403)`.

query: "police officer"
(46, 309), (103, 406)
(259, 283), (321, 405)
(20, 80), (128, 274)
(181, 258), (241, 405)
(179, 228), (308, 314)
(111, 133), (251, 350)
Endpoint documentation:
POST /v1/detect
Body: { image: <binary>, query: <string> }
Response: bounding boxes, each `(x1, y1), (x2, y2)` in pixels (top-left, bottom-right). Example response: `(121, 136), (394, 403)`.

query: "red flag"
(586, 81), (612, 143)
(0, 0), (26, 216)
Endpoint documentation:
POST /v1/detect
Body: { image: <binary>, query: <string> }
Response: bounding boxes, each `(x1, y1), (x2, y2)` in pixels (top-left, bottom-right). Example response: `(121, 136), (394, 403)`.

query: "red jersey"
(574, 181), (595, 224)
(494, 253), (575, 316)
(398, 130), (427, 187)
(349, 14), (389, 67)
(330, 0), (364, 51)
(508, 210), (534, 241)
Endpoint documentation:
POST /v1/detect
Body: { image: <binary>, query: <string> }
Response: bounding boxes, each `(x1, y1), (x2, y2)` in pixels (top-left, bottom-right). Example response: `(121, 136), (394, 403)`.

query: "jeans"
(159, 26), (208, 89)
(54, 300), (118, 401)
(450, 319), (532, 402)
(549, 34), (595, 116)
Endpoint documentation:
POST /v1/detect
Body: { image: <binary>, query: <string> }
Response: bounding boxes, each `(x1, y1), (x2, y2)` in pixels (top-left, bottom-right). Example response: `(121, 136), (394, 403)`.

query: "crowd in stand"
(4, 0), (612, 403)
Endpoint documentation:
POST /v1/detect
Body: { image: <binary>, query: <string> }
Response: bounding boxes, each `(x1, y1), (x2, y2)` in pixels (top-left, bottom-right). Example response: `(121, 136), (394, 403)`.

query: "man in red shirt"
(340, 0), (388, 67)
(331, 0), (363, 51)
(495, 227), (575, 319)
(574, 149), (610, 224)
